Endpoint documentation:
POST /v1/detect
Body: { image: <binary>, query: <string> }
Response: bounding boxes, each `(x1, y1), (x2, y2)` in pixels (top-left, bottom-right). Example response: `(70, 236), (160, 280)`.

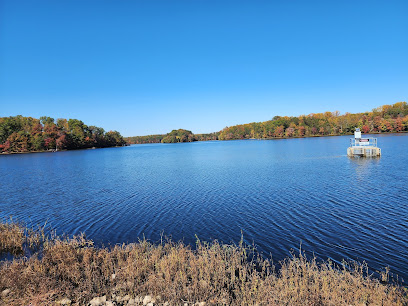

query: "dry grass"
(0, 221), (24, 255)
(0, 219), (45, 256)
(0, 222), (407, 305)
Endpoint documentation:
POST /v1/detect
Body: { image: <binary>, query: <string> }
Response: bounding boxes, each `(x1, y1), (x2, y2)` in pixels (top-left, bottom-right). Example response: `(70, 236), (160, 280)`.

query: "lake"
(1, 134), (407, 282)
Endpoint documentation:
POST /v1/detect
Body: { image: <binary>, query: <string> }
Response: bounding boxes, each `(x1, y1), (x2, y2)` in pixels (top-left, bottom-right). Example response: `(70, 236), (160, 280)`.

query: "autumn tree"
(0, 115), (126, 153)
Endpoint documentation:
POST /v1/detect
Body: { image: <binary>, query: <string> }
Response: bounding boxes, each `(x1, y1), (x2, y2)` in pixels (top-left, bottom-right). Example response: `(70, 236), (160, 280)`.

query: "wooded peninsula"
(0, 116), (126, 153)
(126, 102), (408, 144)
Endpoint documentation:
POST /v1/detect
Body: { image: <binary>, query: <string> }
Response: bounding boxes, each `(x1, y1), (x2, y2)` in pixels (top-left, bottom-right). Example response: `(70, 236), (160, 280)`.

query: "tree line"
(126, 129), (219, 144)
(218, 102), (408, 140)
(126, 102), (408, 144)
(5, 102), (405, 152)
(0, 115), (126, 153)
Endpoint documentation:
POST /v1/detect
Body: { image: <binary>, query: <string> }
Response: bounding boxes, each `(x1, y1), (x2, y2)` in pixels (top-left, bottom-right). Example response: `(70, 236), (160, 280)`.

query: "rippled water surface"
(1, 134), (407, 280)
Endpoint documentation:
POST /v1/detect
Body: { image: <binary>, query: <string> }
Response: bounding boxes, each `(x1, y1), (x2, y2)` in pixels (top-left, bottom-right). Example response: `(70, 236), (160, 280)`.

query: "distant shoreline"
(125, 102), (408, 144)
(2, 132), (407, 153)
(127, 131), (408, 145)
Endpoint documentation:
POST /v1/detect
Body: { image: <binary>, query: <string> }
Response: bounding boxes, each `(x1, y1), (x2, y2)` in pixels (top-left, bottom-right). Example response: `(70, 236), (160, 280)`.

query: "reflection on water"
(0, 134), (407, 282)
(349, 157), (381, 179)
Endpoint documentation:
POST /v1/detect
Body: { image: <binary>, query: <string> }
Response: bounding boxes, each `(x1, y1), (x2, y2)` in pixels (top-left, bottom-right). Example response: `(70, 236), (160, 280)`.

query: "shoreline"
(0, 145), (128, 156)
(127, 131), (408, 145)
(0, 221), (406, 305)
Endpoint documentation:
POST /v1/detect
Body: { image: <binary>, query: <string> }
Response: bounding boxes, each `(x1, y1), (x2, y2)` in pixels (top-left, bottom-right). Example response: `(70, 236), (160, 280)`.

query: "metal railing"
(349, 138), (378, 147)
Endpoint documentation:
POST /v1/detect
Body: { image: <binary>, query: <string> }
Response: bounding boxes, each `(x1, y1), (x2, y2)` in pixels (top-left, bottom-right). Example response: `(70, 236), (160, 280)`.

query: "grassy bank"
(0, 221), (407, 305)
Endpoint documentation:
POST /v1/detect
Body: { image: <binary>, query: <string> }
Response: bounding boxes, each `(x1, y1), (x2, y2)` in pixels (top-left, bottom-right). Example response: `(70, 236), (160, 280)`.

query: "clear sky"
(1, 0), (407, 136)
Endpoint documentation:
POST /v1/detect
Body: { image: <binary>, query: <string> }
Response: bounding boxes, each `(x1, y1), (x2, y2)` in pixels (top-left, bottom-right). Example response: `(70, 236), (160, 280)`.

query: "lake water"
(1, 134), (407, 282)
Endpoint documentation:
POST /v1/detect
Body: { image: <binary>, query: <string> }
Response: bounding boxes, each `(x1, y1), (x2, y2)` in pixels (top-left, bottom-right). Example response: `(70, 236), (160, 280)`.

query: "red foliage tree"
(362, 125), (370, 133)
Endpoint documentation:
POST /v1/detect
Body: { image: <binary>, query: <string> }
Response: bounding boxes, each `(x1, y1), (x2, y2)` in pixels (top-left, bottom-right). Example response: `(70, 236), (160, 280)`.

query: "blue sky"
(1, 0), (407, 136)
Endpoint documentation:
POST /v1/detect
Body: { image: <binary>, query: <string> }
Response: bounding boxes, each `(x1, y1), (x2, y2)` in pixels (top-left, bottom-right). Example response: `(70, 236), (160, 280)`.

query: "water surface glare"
(1, 134), (407, 281)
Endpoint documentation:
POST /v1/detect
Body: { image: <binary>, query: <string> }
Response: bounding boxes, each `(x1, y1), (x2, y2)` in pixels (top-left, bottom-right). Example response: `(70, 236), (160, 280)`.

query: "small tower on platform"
(347, 128), (381, 157)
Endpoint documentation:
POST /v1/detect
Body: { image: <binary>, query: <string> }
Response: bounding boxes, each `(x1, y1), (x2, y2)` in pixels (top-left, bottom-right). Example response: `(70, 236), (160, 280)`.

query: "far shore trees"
(126, 102), (408, 144)
(161, 129), (195, 143)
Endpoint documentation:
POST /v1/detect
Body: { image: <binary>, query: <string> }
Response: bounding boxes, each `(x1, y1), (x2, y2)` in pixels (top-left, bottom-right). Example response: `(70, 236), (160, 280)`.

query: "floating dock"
(347, 128), (381, 157)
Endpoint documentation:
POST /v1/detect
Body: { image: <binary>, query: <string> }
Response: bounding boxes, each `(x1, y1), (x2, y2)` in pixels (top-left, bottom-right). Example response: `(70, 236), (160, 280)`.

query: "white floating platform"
(347, 146), (381, 157)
